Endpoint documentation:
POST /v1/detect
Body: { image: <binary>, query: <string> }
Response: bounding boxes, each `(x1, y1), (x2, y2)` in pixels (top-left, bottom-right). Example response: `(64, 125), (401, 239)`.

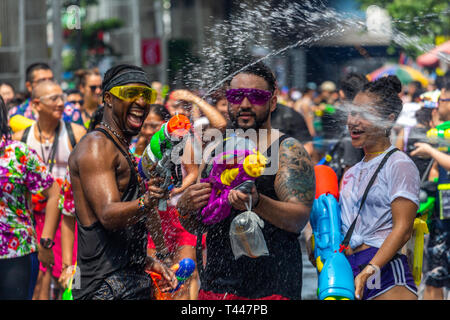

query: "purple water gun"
(200, 149), (267, 225)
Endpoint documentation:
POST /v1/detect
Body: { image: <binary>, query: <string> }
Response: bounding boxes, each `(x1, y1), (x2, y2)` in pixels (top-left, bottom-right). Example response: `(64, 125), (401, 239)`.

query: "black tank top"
(200, 134), (303, 299)
(73, 128), (148, 300)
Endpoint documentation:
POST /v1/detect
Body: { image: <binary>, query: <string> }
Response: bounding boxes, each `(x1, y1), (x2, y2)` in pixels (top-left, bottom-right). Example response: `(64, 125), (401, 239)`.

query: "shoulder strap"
(64, 121), (77, 149)
(21, 125), (32, 143)
(94, 127), (140, 201)
(340, 148), (399, 251)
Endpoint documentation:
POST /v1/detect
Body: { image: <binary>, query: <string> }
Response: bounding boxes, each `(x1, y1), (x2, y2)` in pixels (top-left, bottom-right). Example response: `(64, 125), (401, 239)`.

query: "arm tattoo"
(274, 138), (315, 206)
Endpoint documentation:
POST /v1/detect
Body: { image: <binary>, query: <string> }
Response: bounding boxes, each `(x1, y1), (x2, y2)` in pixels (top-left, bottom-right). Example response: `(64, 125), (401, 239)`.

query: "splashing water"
(171, 0), (448, 98)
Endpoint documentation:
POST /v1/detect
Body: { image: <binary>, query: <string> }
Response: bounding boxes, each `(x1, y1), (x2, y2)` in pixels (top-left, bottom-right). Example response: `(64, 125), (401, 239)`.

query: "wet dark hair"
(0, 96), (11, 141)
(415, 107), (433, 129)
(149, 104), (171, 122)
(339, 72), (369, 101)
(227, 60), (276, 93)
(25, 62), (51, 83)
(361, 75), (403, 122)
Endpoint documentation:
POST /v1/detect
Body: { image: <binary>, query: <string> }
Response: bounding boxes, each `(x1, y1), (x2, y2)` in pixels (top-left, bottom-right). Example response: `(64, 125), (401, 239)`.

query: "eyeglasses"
(89, 85), (102, 92)
(225, 88), (272, 106)
(68, 99), (83, 105)
(109, 85), (157, 104)
(38, 93), (67, 105)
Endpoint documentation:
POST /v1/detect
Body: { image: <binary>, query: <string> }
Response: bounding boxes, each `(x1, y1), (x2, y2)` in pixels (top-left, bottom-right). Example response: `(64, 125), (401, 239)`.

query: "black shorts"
(91, 270), (153, 300)
(425, 219), (450, 289)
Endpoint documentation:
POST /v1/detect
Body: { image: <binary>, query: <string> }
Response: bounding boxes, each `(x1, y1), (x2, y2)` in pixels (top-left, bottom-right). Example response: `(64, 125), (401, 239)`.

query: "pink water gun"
(200, 149), (267, 225)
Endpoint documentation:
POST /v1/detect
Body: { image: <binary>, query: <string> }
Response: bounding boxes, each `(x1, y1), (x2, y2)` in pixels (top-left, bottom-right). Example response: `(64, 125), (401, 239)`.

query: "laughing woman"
(340, 76), (420, 300)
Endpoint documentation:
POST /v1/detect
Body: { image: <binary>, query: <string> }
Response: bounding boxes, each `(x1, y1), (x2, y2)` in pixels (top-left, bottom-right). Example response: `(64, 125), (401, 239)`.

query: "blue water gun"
(310, 165), (355, 300)
(148, 258), (196, 300)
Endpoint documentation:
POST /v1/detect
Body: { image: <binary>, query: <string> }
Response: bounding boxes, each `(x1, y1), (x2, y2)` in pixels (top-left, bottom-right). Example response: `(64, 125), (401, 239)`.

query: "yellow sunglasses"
(109, 85), (157, 104)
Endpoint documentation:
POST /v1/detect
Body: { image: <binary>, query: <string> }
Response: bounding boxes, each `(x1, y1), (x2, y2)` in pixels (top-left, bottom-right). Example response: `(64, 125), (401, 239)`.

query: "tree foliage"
(355, 0), (449, 57)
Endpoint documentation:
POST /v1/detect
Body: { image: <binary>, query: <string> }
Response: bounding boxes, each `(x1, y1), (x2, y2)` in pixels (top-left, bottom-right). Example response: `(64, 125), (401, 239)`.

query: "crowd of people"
(0, 58), (449, 301)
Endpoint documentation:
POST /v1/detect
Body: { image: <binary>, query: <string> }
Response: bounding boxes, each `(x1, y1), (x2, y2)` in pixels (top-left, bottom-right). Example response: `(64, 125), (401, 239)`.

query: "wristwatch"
(40, 238), (55, 249)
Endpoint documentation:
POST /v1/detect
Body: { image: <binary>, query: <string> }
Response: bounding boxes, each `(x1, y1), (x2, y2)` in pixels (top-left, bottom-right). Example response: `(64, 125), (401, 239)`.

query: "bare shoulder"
(68, 122), (87, 142)
(69, 131), (117, 170)
(275, 137), (315, 206)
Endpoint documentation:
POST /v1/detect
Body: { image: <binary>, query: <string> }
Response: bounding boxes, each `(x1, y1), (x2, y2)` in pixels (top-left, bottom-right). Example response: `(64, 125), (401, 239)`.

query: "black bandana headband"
(102, 70), (151, 93)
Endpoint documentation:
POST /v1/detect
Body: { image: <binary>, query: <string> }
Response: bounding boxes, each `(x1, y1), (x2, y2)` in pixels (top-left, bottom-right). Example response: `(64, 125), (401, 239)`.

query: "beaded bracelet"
(138, 194), (148, 212)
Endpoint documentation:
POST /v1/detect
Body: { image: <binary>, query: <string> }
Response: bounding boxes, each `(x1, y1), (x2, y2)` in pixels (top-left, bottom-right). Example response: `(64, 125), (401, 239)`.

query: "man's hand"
(177, 183), (212, 213)
(228, 185), (259, 211)
(410, 142), (433, 158)
(146, 257), (178, 293)
(37, 244), (54, 268)
(145, 176), (169, 207)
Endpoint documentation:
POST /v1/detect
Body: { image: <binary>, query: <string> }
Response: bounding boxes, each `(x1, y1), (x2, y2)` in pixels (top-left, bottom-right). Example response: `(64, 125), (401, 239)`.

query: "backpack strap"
(21, 125), (32, 143)
(340, 148), (399, 252)
(64, 121), (77, 149)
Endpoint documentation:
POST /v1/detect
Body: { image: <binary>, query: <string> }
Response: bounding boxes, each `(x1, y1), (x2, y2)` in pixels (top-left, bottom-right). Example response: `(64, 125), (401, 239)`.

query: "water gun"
(406, 174), (436, 287)
(148, 258), (196, 300)
(199, 148), (267, 225)
(310, 165), (355, 300)
(419, 89), (440, 109)
(426, 121), (450, 153)
(9, 114), (34, 133)
(138, 114), (191, 211)
(61, 262), (77, 300)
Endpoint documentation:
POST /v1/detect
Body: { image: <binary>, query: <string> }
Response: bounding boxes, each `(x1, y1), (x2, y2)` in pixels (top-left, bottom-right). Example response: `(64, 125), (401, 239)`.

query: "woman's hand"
(170, 89), (197, 103)
(37, 244), (54, 268)
(354, 264), (378, 300)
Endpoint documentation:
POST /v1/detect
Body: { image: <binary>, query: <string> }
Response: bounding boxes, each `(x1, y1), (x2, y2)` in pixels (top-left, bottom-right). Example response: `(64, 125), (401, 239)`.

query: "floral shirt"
(59, 170), (75, 217)
(0, 138), (54, 259)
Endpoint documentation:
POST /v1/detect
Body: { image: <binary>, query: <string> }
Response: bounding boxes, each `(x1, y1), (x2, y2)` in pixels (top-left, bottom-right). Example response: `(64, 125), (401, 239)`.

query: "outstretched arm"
(411, 142), (450, 171)
(170, 90), (227, 131)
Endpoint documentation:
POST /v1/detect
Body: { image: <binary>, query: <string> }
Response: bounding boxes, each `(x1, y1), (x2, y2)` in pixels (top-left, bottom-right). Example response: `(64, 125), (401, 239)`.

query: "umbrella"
(367, 64), (430, 87)
(416, 40), (450, 67)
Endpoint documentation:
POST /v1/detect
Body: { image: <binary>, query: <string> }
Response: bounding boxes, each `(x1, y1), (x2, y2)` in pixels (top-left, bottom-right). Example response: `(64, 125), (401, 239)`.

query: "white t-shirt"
(339, 145), (420, 249)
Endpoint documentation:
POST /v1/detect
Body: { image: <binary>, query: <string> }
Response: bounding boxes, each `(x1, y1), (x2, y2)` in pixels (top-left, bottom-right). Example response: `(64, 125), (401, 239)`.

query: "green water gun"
(426, 121), (450, 152)
(61, 263), (77, 300)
